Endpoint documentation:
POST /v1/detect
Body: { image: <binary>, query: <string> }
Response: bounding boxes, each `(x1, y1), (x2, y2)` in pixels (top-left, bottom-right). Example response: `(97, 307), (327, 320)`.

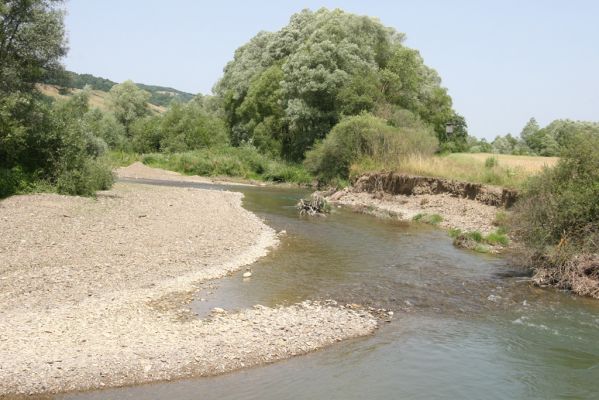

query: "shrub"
(485, 231), (510, 246)
(56, 159), (114, 196)
(484, 156), (498, 168)
(304, 113), (438, 182)
(512, 132), (599, 264)
(413, 213), (443, 225)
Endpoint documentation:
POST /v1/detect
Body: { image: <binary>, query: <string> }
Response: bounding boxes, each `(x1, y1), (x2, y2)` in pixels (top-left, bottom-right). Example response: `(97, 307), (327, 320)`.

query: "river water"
(61, 181), (599, 400)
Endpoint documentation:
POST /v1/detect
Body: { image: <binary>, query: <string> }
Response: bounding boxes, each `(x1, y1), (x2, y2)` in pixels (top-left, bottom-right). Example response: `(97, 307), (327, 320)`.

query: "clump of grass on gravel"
(449, 228), (509, 253)
(412, 213), (443, 225)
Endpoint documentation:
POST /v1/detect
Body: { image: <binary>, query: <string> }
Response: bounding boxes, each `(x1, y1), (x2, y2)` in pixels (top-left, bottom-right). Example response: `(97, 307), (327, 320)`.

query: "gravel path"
(0, 182), (376, 396)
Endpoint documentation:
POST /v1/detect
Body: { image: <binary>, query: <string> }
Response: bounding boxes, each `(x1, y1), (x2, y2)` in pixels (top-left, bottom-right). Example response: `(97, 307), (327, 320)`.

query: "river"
(61, 181), (599, 400)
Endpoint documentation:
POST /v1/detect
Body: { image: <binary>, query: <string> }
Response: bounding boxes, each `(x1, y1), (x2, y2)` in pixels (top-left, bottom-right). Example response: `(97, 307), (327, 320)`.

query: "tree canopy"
(0, 0), (67, 94)
(215, 8), (461, 161)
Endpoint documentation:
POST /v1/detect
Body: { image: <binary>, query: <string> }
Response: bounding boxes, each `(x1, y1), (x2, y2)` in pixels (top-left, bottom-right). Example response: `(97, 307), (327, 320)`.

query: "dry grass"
(37, 84), (166, 114)
(459, 153), (558, 173)
(353, 152), (558, 189)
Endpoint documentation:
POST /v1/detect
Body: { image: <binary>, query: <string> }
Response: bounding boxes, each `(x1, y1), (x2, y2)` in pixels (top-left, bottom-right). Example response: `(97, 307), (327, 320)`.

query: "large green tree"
(0, 0), (67, 93)
(1, 0), (67, 171)
(216, 8), (459, 161)
(1, 1), (113, 197)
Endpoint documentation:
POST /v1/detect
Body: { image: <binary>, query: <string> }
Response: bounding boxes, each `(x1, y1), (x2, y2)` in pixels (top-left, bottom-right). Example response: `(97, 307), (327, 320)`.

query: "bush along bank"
(511, 132), (599, 299)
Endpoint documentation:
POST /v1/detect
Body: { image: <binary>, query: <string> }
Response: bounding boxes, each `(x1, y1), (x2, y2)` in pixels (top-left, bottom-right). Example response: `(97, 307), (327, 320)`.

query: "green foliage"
(0, 0), (67, 94)
(159, 101), (229, 152)
(466, 231), (484, 243)
(142, 146), (312, 184)
(56, 158), (113, 196)
(108, 80), (151, 133)
(484, 156), (498, 168)
(448, 228), (462, 238)
(103, 151), (141, 168)
(485, 231), (510, 246)
(216, 8), (459, 161)
(451, 229), (509, 253)
(42, 70), (195, 107)
(470, 117), (599, 156)
(304, 113), (437, 182)
(513, 132), (599, 260)
(412, 213), (443, 225)
(82, 107), (127, 150)
(128, 99), (229, 153)
(129, 115), (163, 153)
(0, 91), (115, 197)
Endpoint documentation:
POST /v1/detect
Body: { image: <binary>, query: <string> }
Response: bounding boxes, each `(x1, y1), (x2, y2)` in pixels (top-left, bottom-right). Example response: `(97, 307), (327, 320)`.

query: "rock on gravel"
(0, 183), (377, 396)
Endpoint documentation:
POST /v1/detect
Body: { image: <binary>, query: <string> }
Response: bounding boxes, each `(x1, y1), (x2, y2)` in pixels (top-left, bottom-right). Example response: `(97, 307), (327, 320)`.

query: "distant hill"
(37, 83), (167, 114)
(42, 70), (195, 107)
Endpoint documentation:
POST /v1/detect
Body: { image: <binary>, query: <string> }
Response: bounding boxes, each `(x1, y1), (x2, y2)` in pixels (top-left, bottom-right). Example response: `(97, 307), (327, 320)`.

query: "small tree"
(108, 80), (151, 135)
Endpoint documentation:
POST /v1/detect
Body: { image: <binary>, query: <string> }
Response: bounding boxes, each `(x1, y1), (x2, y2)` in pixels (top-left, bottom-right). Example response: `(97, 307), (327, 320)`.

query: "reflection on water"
(61, 181), (599, 400)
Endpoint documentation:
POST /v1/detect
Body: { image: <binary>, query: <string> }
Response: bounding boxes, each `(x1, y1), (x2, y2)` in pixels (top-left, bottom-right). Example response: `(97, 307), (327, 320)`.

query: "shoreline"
(329, 188), (504, 236)
(0, 172), (377, 396)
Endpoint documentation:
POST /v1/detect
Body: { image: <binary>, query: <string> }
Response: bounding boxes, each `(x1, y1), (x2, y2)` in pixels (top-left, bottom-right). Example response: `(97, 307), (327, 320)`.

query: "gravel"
(0, 181), (377, 396)
(329, 188), (502, 234)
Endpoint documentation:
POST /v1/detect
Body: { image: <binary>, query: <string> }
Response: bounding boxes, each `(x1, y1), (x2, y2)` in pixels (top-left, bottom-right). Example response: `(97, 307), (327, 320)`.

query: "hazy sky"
(64, 0), (599, 140)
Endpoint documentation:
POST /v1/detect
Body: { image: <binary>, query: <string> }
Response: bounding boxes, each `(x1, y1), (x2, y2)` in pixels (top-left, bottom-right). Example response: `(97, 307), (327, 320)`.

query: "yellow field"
(37, 84), (166, 114)
(353, 152), (559, 189)
(457, 153), (558, 173)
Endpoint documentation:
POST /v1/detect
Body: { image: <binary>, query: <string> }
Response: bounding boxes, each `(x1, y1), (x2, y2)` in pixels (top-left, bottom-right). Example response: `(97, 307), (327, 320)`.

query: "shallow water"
(61, 181), (599, 400)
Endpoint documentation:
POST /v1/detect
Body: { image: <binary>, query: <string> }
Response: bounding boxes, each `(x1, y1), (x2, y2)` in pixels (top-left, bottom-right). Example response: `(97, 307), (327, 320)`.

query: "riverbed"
(56, 180), (599, 400)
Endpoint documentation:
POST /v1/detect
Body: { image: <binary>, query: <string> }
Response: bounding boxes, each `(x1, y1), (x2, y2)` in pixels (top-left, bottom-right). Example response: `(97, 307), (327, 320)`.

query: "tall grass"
(141, 146), (313, 184)
(356, 153), (556, 189)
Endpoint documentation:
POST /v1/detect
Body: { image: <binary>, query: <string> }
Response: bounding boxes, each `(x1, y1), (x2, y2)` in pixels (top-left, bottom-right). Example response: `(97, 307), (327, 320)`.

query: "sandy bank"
(329, 188), (502, 235)
(0, 183), (376, 396)
(115, 161), (253, 186)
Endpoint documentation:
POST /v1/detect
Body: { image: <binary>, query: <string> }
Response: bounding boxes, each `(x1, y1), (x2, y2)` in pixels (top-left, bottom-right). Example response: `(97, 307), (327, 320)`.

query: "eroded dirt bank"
(0, 182), (376, 396)
(329, 185), (504, 236)
(351, 172), (518, 208)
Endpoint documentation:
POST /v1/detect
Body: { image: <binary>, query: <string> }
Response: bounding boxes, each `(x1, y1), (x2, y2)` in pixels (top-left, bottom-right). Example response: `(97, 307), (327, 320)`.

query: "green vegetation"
(43, 70), (195, 107)
(512, 132), (599, 266)
(468, 117), (599, 157)
(413, 213), (443, 225)
(449, 228), (509, 252)
(304, 113), (437, 182)
(216, 8), (465, 167)
(0, 0), (113, 197)
(142, 147), (313, 184)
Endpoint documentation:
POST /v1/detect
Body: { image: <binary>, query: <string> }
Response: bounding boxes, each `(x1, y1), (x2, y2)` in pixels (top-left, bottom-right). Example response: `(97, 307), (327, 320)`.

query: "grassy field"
(352, 152), (558, 189)
(457, 153), (558, 173)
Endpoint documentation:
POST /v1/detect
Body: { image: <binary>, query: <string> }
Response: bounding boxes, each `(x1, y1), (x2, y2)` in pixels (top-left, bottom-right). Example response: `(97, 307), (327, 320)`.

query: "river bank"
(326, 172), (514, 255)
(0, 180), (376, 396)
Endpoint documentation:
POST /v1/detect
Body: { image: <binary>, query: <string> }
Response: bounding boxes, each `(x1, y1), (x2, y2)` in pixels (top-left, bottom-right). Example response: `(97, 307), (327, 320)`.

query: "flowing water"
(61, 181), (599, 400)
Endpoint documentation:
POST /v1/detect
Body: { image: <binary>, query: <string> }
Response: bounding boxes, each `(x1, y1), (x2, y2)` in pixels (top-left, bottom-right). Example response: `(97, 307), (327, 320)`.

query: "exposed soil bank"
(329, 188), (502, 236)
(0, 182), (376, 396)
(351, 172), (519, 208)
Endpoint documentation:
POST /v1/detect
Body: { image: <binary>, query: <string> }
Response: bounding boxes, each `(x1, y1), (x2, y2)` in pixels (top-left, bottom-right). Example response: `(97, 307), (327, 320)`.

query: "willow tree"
(1, 0), (67, 172)
(215, 8), (461, 160)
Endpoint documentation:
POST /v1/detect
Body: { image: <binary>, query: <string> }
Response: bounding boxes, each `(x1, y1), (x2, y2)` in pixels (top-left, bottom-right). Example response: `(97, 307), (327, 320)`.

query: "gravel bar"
(0, 181), (377, 396)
